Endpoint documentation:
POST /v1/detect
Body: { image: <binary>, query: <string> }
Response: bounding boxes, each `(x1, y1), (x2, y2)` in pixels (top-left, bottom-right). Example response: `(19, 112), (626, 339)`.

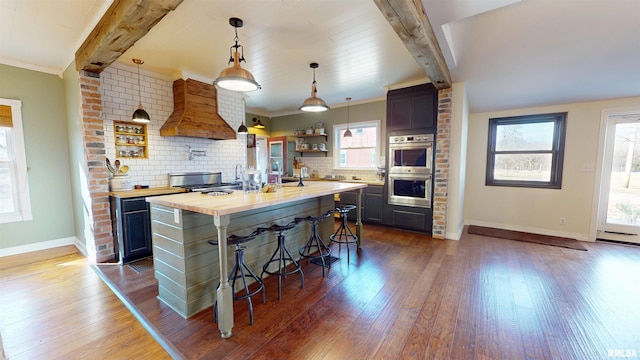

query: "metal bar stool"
(295, 209), (336, 277)
(329, 205), (359, 262)
(208, 229), (265, 325)
(259, 220), (304, 300)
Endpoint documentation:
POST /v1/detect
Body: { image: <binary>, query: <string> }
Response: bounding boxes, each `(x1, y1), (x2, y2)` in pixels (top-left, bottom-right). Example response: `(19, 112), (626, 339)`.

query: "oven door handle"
(388, 174), (432, 181)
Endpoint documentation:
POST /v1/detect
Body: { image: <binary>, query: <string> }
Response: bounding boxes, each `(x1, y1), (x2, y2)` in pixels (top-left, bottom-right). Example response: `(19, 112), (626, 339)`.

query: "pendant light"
(214, 18), (261, 92)
(237, 120), (248, 134)
(132, 59), (150, 123)
(299, 63), (330, 112)
(252, 117), (265, 128)
(344, 97), (352, 138)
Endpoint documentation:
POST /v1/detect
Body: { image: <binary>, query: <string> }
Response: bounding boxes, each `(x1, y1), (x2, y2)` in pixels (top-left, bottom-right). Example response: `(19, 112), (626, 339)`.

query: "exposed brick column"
(79, 71), (113, 262)
(432, 88), (452, 239)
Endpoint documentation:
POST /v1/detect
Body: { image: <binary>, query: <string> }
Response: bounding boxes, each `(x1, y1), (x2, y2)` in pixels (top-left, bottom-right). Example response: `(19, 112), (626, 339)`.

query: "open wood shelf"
(297, 149), (328, 157)
(293, 132), (328, 156)
(114, 120), (148, 159)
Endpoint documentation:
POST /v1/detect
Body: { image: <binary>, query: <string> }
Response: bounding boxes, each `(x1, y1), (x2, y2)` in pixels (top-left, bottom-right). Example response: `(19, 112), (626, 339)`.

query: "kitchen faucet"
(235, 164), (244, 182)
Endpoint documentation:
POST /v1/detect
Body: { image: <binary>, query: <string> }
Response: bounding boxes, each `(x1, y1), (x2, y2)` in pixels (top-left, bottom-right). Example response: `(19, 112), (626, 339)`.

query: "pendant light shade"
(344, 97), (352, 138)
(237, 121), (248, 134)
(252, 117), (265, 128)
(132, 108), (150, 122)
(299, 63), (329, 112)
(215, 18), (261, 92)
(132, 59), (150, 123)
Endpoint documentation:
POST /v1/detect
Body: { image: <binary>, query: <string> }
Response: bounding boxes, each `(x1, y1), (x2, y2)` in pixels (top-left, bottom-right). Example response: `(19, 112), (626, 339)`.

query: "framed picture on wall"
(247, 134), (256, 148)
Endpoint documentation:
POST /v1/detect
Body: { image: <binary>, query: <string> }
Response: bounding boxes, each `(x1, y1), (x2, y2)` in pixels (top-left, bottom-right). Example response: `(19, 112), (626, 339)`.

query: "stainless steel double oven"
(387, 134), (434, 208)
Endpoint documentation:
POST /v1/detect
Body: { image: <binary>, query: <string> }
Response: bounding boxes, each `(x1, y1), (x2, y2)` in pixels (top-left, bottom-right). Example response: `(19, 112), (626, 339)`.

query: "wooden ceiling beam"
(374, 0), (452, 89)
(75, 0), (184, 74)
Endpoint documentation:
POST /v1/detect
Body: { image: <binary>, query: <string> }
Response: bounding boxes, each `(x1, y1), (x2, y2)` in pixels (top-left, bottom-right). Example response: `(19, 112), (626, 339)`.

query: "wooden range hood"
(160, 78), (236, 140)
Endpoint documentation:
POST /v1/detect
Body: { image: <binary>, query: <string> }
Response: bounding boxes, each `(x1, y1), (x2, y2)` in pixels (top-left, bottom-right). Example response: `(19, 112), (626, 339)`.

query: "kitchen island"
(145, 181), (366, 338)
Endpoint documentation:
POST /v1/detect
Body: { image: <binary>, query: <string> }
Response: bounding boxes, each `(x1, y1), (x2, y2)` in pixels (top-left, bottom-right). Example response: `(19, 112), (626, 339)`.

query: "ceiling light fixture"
(299, 62), (329, 112)
(344, 97), (352, 138)
(237, 120), (248, 134)
(252, 117), (265, 128)
(214, 17), (261, 92)
(132, 59), (150, 123)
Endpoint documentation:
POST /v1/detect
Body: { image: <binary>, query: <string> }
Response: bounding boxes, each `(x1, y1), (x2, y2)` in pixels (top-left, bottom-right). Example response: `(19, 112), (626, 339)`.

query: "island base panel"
(150, 195), (335, 318)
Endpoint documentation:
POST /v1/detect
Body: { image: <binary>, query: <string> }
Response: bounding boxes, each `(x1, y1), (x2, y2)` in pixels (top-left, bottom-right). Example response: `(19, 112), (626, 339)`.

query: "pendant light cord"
(137, 61), (143, 108)
(347, 97), (351, 128)
(228, 22), (245, 64)
(312, 68), (317, 94)
(344, 97), (353, 138)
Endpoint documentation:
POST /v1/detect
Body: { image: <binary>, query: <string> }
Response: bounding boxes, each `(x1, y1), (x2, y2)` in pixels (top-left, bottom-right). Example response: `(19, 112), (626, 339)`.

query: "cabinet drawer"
(123, 198), (148, 212)
(367, 185), (383, 194)
(392, 209), (426, 230)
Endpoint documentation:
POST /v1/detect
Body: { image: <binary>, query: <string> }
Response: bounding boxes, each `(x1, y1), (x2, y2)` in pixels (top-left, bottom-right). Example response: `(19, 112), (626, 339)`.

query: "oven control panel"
(389, 134), (434, 144)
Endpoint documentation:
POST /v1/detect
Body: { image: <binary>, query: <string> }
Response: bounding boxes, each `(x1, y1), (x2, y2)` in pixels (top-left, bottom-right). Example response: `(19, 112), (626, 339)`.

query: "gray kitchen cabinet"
(364, 185), (383, 224)
(386, 83), (438, 133)
(338, 190), (360, 222)
(110, 196), (152, 263)
(337, 185), (384, 224)
(383, 204), (433, 233)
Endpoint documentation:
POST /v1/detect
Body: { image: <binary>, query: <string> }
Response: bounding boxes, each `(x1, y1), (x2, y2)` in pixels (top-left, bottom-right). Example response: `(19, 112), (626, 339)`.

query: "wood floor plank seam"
(90, 264), (186, 360)
(4, 224), (640, 359)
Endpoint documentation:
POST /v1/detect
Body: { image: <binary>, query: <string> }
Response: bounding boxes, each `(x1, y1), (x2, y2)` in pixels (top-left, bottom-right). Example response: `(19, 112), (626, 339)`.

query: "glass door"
(267, 136), (287, 184)
(597, 110), (640, 244)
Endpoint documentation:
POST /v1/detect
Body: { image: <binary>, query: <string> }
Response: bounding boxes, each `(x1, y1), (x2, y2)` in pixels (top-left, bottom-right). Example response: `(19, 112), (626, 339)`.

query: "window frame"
(0, 98), (32, 223)
(333, 120), (381, 170)
(486, 112), (567, 189)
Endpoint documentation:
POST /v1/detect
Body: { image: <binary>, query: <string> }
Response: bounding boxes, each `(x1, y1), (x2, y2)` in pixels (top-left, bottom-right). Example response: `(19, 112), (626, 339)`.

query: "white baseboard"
(445, 227), (463, 241)
(0, 236), (79, 257)
(464, 221), (590, 242)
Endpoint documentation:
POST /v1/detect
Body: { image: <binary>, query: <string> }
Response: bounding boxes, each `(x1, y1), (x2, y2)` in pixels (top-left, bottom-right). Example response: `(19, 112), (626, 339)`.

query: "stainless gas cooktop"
(168, 172), (242, 193)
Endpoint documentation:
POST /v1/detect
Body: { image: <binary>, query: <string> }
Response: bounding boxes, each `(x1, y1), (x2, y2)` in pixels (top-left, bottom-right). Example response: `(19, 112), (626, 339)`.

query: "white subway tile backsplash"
(293, 156), (378, 180)
(110, 85), (126, 95)
(101, 65), (247, 187)
(102, 77), (117, 86)
(111, 73), (125, 82)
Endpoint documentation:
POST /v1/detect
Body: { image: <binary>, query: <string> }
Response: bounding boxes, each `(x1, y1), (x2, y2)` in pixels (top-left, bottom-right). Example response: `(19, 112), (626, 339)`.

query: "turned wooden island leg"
(214, 215), (234, 338)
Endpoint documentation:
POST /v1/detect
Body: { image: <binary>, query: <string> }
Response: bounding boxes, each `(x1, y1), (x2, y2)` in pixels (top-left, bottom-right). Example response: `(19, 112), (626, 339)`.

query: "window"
(333, 120), (380, 170)
(486, 112), (567, 189)
(0, 99), (32, 223)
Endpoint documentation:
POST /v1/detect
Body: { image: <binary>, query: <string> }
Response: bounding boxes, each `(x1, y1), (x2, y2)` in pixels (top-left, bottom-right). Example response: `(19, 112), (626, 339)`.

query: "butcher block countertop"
(109, 186), (186, 199)
(145, 181), (367, 216)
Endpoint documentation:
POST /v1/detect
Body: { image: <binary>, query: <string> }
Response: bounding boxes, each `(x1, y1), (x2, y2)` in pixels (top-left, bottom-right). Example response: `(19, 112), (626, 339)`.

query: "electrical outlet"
(583, 163), (594, 172)
(560, 217), (567, 225)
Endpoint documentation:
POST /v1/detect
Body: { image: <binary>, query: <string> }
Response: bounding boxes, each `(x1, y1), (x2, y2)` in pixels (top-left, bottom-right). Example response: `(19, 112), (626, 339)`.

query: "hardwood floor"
(0, 246), (170, 360)
(2, 223), (640, 359)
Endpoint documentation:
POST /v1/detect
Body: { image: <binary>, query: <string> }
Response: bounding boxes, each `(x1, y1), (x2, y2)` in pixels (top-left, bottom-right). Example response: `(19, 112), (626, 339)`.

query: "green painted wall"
(245, 112), (271, 137)
(62, 63), (87, 252)
(271, 99), (387, 153)
(0, 64), (75, 249)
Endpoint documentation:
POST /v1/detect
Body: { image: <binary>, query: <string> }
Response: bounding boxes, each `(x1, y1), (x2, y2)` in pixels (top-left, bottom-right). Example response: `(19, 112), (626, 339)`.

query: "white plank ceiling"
(1, 0), (639, 116)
